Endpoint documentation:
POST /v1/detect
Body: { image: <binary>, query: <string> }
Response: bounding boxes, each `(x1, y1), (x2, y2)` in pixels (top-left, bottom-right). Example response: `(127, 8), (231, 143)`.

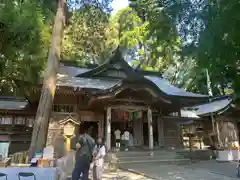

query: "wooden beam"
(111, 98), (145, 103)
(96, 88), (125, 100)
(109, 104), (148, 111)
(87, 97), (96, 107)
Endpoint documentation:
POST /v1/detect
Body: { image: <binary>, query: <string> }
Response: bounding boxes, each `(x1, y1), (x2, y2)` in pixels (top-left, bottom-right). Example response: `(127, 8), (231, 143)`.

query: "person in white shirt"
(114, 129), (121, 150)
(93, 136), (106, 180)
(124, 129), (130, 151)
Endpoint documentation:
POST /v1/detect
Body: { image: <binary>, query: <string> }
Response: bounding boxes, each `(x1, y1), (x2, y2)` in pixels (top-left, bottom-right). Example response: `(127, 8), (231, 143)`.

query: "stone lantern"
(59, 115), (80, 152)
(64, 123), (75, 137)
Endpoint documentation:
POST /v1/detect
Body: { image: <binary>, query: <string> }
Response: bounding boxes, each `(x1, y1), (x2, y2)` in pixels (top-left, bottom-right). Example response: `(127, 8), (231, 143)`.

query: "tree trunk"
(28, 0), (67, 160)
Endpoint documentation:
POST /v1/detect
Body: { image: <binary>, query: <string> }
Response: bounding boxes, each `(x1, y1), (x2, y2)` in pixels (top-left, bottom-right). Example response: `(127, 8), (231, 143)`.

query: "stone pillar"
(65, 137), (71, 152)
(47, 120), (62, 147)
(147, 108), (154, 149)
(105, 107), (111, 151)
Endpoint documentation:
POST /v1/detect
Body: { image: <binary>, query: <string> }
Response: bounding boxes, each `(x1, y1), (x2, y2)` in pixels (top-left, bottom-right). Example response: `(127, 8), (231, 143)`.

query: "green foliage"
(63, 5), (115, 65)
(130, 0), (240, 95)
(0, 0), (113, 95)
(111, 6), (181, 72)
(1, 0), (240, 97)
(0, 0), (51, 95)
(196, 0), (240, 94)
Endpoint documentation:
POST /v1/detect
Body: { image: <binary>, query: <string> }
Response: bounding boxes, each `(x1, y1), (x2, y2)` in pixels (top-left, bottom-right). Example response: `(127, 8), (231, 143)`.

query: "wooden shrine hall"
(0, 48), (231, 156)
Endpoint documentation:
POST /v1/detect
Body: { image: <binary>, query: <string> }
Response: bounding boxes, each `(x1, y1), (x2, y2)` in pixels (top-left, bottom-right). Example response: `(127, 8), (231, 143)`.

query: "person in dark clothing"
(72, 127), (95, 180)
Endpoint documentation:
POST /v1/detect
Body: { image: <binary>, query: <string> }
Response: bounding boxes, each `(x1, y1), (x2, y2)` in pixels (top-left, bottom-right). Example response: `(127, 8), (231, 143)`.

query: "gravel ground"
(118, 163), (240, 180)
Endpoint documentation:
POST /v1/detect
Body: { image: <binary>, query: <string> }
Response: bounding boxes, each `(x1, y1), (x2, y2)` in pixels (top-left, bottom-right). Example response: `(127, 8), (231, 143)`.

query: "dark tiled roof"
(144, 75), (208, 98)
(57, 76), (121, 90)
(0, 97), (28, 110)
(183, 96), (233, 116)
(58, 65), (89, 77)
(58, 65), (209, 98)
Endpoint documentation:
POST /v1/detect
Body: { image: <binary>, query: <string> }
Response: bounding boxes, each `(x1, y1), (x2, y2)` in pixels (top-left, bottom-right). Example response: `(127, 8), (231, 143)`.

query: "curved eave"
(86, 77), (206, 107)
(184, 97), (233, 117)
(198, 104), (232, 117)
(56, 75), (212, 107)
(136, 77), (210, 107)
(144, 76), (209, 99)
(89, 78), (176, 104)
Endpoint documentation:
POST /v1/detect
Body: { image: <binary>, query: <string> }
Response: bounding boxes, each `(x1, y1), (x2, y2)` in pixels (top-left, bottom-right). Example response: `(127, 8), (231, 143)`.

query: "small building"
(0, 49), (231, 156)
(181, 96), (237, 149)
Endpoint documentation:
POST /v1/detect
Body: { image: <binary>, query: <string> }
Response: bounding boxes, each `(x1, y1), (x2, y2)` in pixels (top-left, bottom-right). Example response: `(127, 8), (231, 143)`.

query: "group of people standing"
(114, 129), (132, 151)
(72, 128), (106, 180)
(71, 127), (133, 180)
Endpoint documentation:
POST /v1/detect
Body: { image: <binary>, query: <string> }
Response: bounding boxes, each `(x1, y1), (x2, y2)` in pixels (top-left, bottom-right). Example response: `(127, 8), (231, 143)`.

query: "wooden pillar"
(133, 117), (143, 146)
(157, 115), (162, 147)
(178, 110), (184, 147)
(147, 108), (154, 149)
(98, 119), (104, 137)
(140, 118), (144, 146)
(158, 115), (164, 147)
(105, 107), (111, 151)
(133, 118), (138, 146)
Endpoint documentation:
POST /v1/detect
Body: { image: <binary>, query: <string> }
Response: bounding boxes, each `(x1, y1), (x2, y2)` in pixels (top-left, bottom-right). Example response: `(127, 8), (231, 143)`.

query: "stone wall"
(47, 113), (79, 158)
(217, 116), (239, 148)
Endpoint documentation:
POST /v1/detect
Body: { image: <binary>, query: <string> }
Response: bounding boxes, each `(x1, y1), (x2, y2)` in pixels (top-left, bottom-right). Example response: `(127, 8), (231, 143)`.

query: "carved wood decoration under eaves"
(59, 114), (80, 126)
(96, 63), (127, 79)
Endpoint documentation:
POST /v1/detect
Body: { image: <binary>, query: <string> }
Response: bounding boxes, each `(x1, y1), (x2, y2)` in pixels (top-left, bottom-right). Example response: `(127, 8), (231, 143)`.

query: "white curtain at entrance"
(129, 133), (134, 147)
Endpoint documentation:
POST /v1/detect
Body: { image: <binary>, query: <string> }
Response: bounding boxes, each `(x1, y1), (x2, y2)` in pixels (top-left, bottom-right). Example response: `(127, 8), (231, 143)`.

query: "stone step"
(176, 150), (213, 160)
(115, 151), (176, 158)
(117, 154), (190, 165)
(105, 150), (192, 166)
(118, 154), (184, 160)
(119, 158), (191, 165)
(108, 150), (191, 166)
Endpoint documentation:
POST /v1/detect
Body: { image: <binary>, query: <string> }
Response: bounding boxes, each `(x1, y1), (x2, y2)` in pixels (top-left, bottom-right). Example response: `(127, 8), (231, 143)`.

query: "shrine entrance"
(110, 108), (144, 148)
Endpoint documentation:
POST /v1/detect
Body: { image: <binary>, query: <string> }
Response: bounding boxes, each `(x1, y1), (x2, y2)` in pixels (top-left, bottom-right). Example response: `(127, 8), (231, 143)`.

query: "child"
(93, 136), (106, 180)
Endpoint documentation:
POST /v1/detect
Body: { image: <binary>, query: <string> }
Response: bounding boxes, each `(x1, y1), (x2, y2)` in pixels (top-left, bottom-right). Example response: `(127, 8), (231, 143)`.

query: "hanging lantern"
(137, 111), (143, 119)
(123, 111), (127, 120)
(133, 112), (137, 119)
(128, 112), (132, 121)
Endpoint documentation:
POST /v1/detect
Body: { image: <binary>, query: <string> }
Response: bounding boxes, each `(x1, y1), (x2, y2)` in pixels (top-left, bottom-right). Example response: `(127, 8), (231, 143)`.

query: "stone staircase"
(106, 149), (191, 168)
(176, 149), (214, 160)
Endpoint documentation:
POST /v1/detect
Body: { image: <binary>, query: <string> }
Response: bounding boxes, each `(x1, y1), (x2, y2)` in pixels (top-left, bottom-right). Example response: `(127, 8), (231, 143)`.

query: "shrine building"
(0, 48), (233, 157)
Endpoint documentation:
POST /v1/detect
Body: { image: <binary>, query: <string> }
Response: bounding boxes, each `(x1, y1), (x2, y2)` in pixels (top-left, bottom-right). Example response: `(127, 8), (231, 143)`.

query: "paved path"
(185, 160), (239, 178)
(120, 162), (240, 180)
(90, 169), (152, 180)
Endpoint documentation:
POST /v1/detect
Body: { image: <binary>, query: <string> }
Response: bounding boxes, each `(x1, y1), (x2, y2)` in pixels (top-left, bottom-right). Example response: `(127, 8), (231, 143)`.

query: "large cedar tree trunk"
(28, 0), (67, 159)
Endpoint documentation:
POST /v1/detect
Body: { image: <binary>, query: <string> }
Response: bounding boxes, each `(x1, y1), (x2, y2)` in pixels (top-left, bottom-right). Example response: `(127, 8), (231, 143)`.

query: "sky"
(111, 0), (129, 15)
